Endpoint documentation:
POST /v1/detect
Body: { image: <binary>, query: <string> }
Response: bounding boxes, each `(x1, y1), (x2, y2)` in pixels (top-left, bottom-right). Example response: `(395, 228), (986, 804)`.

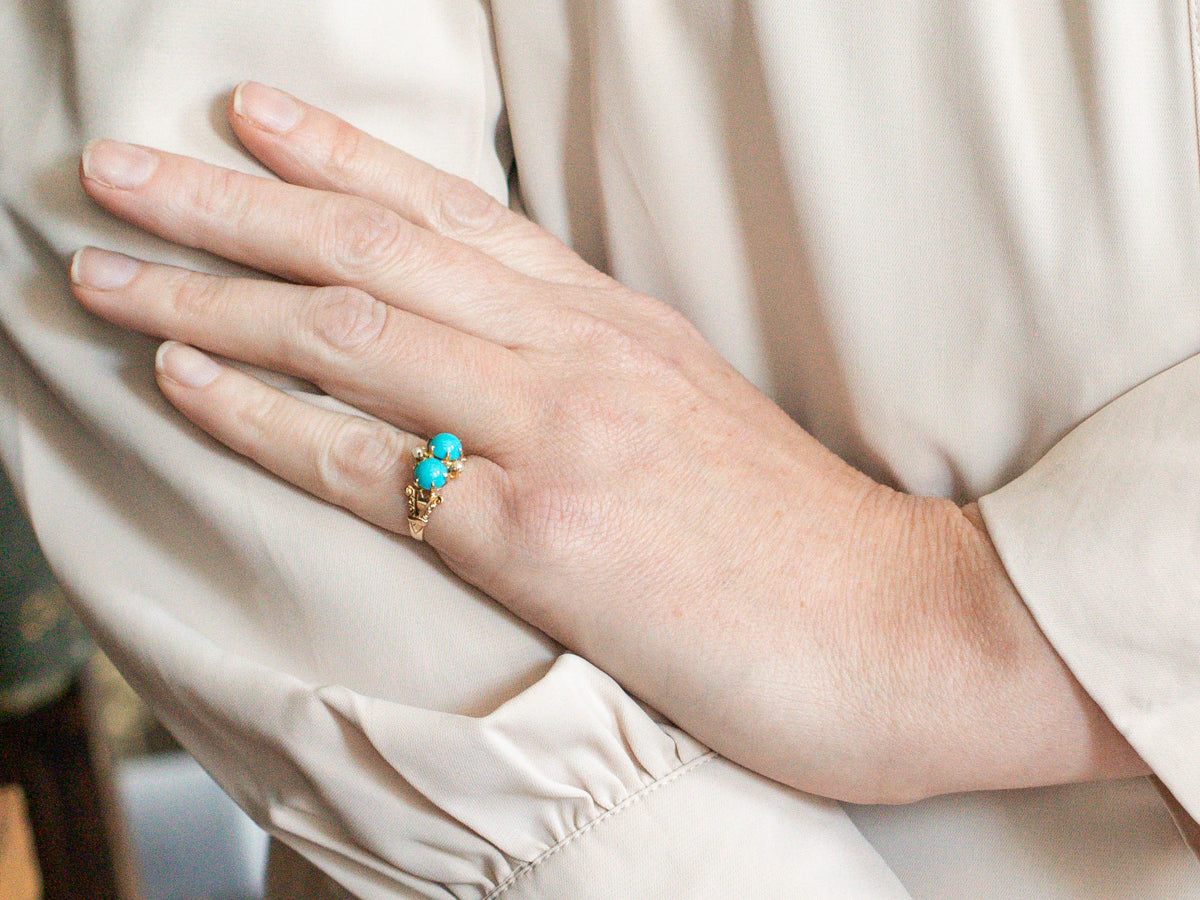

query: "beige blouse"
(1, 0), (1198, 896)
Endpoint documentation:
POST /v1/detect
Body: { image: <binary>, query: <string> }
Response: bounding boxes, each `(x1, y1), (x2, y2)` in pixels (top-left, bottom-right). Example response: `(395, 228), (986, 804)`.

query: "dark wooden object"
(0, 676), (129, 900)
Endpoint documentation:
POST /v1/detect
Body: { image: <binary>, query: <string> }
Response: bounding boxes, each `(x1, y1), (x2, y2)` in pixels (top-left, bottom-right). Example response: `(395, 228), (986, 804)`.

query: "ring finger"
(153, 340), (509, 562)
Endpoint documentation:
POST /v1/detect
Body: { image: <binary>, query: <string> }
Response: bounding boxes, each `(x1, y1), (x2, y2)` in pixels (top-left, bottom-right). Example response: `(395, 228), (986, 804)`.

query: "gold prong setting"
(406, 433), (464, 541)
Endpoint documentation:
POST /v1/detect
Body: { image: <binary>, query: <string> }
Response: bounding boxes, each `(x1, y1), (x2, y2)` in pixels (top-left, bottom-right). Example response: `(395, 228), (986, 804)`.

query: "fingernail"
(234, 82), (302, 134)
(82, 139), (157, 189)
(70, 247), (140, 290)
(156, 341), (221, 389)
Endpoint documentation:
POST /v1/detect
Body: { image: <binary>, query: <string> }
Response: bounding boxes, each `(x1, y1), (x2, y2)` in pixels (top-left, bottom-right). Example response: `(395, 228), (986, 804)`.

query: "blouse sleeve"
(979, 352), (1200, 823)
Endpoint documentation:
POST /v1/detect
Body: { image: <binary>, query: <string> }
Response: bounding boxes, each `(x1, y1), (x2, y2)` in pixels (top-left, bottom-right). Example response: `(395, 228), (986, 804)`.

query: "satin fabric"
(1, 1), (1198, 896)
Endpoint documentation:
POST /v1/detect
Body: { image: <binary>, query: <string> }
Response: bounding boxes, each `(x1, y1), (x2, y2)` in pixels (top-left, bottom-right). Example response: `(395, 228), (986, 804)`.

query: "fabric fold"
(979, 352), (1200, 823)
(317, 654), (710, 864)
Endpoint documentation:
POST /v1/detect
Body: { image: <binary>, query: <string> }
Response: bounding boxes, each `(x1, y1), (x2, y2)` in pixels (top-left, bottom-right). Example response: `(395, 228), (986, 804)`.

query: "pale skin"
(70, 82), (1146, 805)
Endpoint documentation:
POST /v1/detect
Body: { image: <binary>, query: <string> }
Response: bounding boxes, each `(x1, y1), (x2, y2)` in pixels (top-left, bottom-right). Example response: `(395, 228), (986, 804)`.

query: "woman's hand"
(70, 83), (1145, 803)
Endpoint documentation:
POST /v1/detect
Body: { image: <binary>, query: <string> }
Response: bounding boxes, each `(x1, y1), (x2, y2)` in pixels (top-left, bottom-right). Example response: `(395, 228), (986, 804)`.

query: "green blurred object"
(0, 467), (92, 716)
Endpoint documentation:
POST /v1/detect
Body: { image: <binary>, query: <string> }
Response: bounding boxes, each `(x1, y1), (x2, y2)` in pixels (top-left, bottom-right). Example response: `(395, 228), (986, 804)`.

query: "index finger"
(228, 82), (612, 289)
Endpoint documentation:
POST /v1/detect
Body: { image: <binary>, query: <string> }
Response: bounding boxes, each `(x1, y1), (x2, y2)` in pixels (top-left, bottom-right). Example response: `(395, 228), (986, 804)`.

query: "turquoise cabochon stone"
(414, 457), (448, 490)
(428, 432), (462, 462)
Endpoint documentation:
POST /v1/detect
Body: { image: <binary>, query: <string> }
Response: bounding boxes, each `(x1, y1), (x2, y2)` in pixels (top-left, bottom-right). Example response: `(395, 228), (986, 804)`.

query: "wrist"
(926, 499), (1150, 794)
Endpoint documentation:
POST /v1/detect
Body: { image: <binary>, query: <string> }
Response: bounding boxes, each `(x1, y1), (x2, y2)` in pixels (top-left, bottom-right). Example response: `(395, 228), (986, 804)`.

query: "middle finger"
(79, 140), (545, 346)
(69, 248), (528, 450)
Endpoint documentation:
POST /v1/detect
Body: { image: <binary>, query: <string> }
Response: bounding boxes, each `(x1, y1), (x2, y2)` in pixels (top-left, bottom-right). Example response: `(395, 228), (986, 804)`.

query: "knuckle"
(559, 310), (628, 352)
(644, 298), (698, 339)
(431, 170), (507, 237)
(317, 420), (401, 503)
(232, 389), (287, 442)
(322, 120), (370, 183)
(558, 312), (651, 374)
(561, 303), (698, 387)
(181, 165), (245, 220)
(308, 286), (388, 355)
(323, 200), (409, 276)
(170, 271), (225, 321)
(636, 301), (709, 375)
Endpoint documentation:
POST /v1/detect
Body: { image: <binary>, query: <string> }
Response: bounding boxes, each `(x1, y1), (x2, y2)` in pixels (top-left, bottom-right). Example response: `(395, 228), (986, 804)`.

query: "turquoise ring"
(406, 433), (464, 540)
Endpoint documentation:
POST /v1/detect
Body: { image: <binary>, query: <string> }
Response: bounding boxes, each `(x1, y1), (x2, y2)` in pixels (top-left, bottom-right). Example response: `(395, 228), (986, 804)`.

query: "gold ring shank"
(406, 483), (442, 542)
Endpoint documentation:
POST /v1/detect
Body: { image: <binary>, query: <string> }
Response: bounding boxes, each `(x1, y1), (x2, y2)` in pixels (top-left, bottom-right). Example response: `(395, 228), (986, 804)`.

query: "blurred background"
(2, 466), (268, 900)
